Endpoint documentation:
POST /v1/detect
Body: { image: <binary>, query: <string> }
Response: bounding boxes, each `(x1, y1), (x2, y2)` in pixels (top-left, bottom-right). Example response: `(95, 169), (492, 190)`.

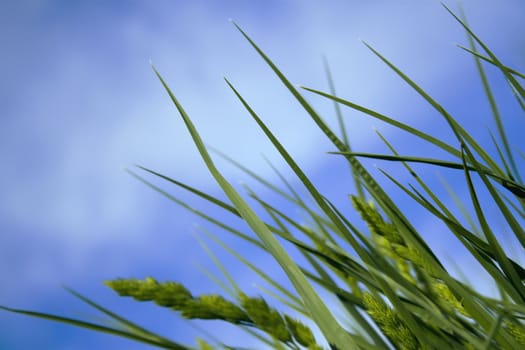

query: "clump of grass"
(2, 4), (524, 349)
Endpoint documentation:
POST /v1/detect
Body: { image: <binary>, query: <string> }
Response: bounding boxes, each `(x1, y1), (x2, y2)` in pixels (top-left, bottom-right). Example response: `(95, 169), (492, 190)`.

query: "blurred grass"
(2, 3), (524, 350)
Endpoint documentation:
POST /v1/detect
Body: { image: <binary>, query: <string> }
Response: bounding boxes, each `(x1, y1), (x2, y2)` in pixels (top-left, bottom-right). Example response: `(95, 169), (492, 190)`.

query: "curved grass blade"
(227, 27), (470, 344)
(242, 187), (389, 347)
(226, 77), (442, 343)
(0, 304), (189, 350)
(232, 23), (448, 288)
(152, 65), (359, 350)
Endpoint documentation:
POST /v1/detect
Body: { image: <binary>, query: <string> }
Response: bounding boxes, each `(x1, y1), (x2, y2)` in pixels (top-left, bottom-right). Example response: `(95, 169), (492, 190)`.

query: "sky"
(0, 0), (524, 349)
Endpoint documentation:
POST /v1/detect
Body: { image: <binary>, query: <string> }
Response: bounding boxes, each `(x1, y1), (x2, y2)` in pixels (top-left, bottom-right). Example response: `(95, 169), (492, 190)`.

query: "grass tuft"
(2, 4), (524, 350)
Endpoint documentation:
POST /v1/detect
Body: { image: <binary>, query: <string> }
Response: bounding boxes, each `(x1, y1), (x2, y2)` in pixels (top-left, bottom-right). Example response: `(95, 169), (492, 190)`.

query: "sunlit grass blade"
(244, 184), (337, 247)
(211, 149), (341, 243)
(152, 65), (359, 349)
(481, 313), (505, 350)
(230, 23), (438, 264)
(224, 78), (365, 259)
(225, 73), (445, 342)
(330, 151), (475, 170)
(322, 56), (348, 149)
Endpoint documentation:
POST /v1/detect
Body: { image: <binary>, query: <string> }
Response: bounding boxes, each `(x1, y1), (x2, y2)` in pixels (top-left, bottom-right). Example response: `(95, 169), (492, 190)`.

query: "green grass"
(2, 3), (524, 349)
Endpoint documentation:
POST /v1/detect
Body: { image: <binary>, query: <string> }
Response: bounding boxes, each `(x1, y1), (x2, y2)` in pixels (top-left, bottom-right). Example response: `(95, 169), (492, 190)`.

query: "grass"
(2, 3), (524, 349)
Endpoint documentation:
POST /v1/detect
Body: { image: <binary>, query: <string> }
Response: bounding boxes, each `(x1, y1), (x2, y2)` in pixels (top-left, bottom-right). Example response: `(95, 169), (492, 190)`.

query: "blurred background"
(1, 0), (524, 348)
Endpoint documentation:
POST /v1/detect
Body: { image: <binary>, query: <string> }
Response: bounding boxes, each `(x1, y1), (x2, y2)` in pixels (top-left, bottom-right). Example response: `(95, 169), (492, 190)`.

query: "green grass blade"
(438, 174), (480, 235)
(65, 288), (181, 344)
(459, 146), (525, 299)
(457, 46), (525, 80)
(225, 76), (442, 341)
(193, 231), (239, 297)
(461, 145), (525, 248)
(301, 86), (461, 157)
(360, 40), (505, 179)
(199, 229), (304, 312)
(232, 24), (452, 296)
(323, 56), (365, 199)
(323, 56), (349, 149)
(208, 147), (298, 204)
(378, 168), (524, 299)
(329, 151), (525, 199)
(331, 151), (473, 170)
(0, 304), (189, 350)
(501, 191), (525, 220)
(442, 3), (525, 101)
(488, 130), (514, 181)
(136, 165), (239, 216)
(460, 7), (522, 183)
(152, 65), (360, 350)
(127, 169), (266, 250)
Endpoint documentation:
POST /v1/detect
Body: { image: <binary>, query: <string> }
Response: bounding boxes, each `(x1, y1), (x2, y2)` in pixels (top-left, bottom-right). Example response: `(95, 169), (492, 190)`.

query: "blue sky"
(1, 1), (524, 349)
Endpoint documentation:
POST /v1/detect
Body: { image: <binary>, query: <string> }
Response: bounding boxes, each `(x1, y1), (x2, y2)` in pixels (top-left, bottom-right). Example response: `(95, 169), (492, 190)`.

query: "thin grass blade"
(152, 65), (359, 349)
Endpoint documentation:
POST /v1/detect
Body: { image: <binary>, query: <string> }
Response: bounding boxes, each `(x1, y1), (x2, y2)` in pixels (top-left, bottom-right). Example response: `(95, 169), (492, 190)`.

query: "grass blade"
(0, 304), (189, 350)
(152, 64), (359, 349)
